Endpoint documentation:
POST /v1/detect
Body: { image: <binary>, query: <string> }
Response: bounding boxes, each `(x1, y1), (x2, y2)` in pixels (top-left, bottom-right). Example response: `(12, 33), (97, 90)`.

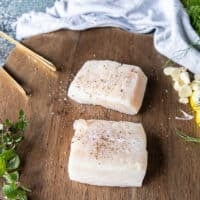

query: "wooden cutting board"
(0, 28), (199, 200)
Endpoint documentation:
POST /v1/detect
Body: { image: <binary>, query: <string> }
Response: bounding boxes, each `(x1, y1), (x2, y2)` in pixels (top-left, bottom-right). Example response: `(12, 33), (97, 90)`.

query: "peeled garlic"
(173, 81), (183, 91)
(194, 74), (200, 81)
(163, 66), (197, 106)
(171, 68), (182, 81)
(191, 81), (200, 91)
(179, 97), (189, 104)
(163, 67), (176, 76)
(180, 71), (190, 84)
(178, 85), (192, 98)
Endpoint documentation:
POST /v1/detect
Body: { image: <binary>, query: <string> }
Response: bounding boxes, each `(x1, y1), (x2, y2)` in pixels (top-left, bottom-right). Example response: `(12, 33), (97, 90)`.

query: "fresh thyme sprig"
(0, 110), (30, 200)
(176, 129), (200, 143)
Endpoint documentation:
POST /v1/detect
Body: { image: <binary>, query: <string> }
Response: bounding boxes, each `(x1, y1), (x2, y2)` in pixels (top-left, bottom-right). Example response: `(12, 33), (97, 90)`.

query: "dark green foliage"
(0, 110), (30, 200)
(181, 0), (200, 36)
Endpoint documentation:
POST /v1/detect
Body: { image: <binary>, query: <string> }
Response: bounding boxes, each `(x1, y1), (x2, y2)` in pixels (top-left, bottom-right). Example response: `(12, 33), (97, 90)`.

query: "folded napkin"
(15, 0), (200, 74)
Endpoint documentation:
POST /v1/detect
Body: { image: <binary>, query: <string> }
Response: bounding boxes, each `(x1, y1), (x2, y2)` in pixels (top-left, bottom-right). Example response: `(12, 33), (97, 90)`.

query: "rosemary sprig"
(0, 110), (30, 200)
(176, 129), (200, 143)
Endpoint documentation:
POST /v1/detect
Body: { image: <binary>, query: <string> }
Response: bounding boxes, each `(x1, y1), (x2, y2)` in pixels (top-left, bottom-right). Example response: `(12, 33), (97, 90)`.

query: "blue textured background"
(0, 0), (55, 66)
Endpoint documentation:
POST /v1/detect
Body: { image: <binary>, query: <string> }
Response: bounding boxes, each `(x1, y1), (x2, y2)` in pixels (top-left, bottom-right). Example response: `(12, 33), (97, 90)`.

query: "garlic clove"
(163, 67), (176, 76)
(171, 68), (182, 81)
(178, 85), (192, 98)
(173, 81), (183, 91)
(179, 97), (189, 104)
(180, 71), (190, 84)
(191, 80), (200, 91)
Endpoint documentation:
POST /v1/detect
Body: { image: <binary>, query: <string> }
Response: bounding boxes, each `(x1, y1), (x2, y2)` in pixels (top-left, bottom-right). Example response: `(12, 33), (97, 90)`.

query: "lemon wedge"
(195, 111), (200, 126)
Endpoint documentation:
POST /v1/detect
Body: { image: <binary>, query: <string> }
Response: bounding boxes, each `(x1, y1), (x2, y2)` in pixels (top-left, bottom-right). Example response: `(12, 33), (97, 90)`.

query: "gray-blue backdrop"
(0, 0), (55, 66)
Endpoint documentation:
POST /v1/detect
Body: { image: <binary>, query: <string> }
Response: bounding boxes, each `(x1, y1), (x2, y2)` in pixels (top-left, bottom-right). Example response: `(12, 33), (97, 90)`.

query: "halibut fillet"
(68, 119), (147, 187)
(68, 60), (147, 115)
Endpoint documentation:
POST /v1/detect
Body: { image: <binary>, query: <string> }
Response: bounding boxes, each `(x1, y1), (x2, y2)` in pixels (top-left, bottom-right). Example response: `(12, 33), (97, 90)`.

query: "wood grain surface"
(0, 28), (199, 200)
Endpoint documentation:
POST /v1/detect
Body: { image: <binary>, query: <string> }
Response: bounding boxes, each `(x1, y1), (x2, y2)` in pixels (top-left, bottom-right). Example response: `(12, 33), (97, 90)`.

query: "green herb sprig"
(0, 110), (30, 200)
(176, 129), (200, 143)
(181, 0), (200, 36)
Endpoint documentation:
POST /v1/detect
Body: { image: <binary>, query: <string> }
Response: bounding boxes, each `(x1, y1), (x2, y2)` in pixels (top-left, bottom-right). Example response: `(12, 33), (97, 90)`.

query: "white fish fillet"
(68, 60), (147, 115)
(68, 119), (148, 187)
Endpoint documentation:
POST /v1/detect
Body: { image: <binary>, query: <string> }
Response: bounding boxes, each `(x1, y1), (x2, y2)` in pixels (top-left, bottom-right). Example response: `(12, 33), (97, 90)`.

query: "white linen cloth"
(15, 0), (200, 74)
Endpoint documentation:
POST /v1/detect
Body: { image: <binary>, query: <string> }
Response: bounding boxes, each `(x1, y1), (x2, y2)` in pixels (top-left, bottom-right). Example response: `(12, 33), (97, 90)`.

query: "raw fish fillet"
(68, 60), (147, 115)
(68, 119), (147, 187)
